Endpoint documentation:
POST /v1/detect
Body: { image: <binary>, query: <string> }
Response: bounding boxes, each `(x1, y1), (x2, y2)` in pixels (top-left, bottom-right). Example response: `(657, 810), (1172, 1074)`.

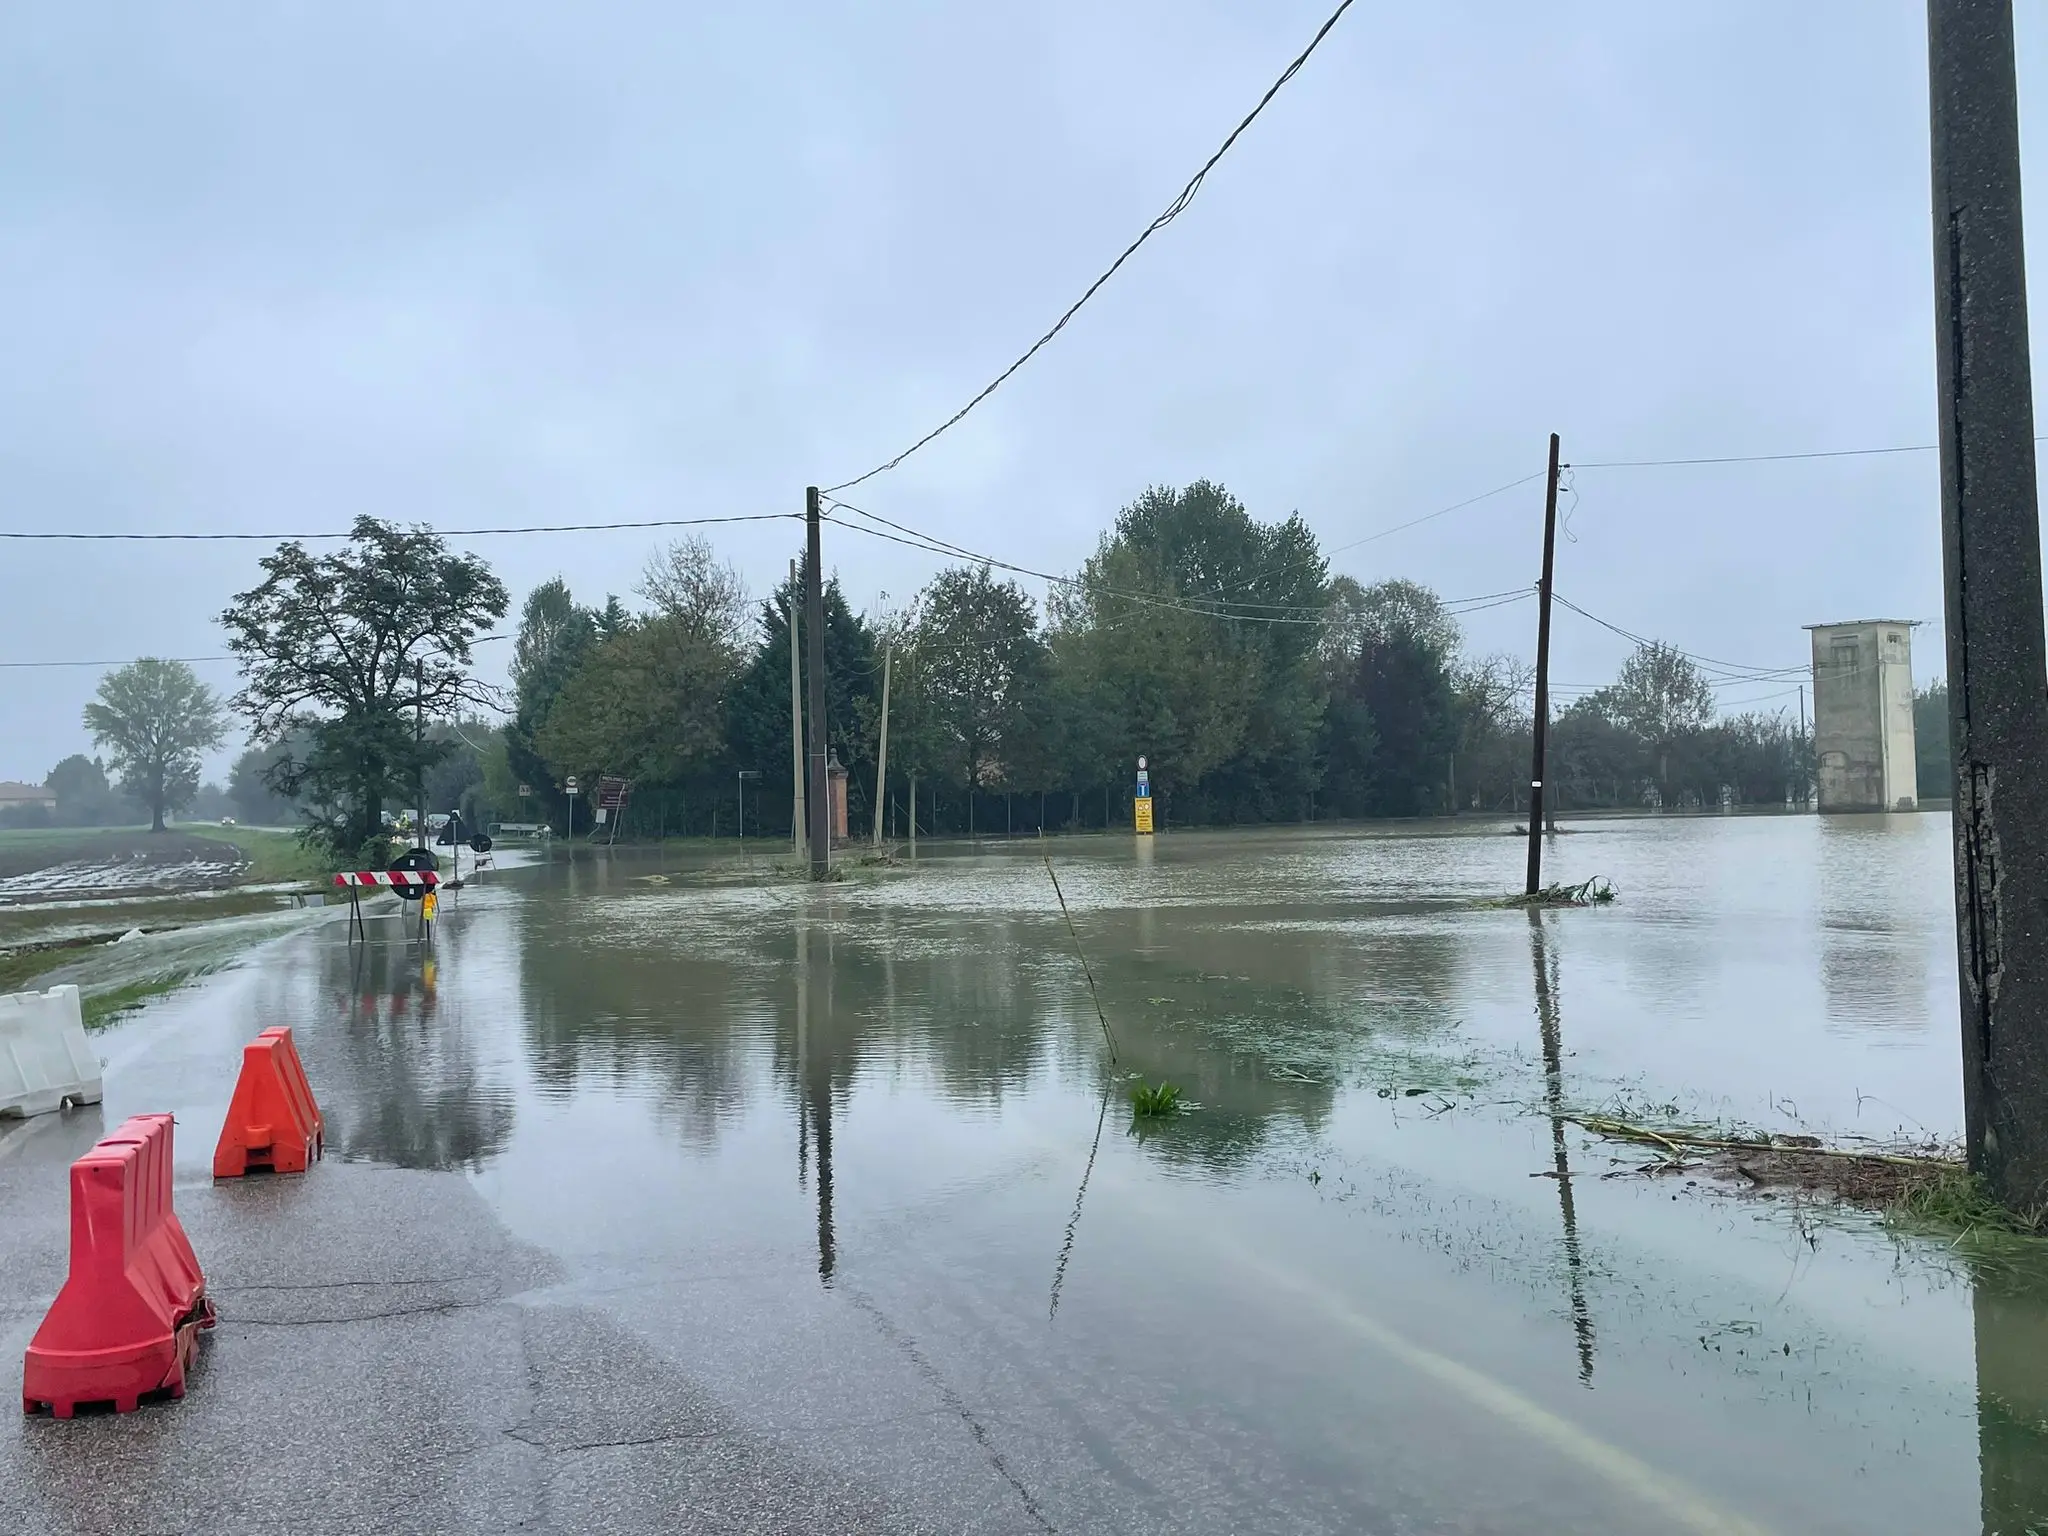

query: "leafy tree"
(909, 565), (1046, 793)
(220, 517), (509, 854)
(228, 737), (312, 825)
(44, 754), (124, 827)
(82, 659), (228, 832)
(1580, 642), (1715, 805)
(538, 540), (751, 803)
(1915, 680), (1952, 800)
(724, 556), (879, 839)
(1320, 580), (1462, 817)
(505, 578), (598, 822)
(1052, 481), (1326, 823)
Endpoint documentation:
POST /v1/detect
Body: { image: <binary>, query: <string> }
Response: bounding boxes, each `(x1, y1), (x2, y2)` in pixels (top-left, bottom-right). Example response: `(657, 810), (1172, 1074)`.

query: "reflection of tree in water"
(516, 903), (766, 1152)
(289, 922), (518, 1171)
(1970, 1251), (2048, 1533)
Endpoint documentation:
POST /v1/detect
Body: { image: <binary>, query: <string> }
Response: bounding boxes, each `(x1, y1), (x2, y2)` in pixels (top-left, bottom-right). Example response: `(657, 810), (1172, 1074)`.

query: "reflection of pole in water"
(1529, 909), (1596, 1384)
(1972, 1259), (2048, 1533)
(794, 912), (836, 1283)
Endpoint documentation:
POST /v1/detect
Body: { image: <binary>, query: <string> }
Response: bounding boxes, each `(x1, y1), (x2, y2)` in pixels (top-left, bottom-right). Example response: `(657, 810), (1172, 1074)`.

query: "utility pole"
(1798, 684), (1809, 807)
(805, 488), (831, 879)
(788, 560), (805, 860)
(1930, 0), (2048, 1207)
(1524, 433), (1563, 896)
(414, 660), (427, 851)
(873, 642), (892, 847)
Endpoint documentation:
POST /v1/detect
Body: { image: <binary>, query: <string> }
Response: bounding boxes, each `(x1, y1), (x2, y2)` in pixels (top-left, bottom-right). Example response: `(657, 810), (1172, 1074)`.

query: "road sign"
(518, 784), (532, 798)
(1135, 797), (1155, 835)
(564, 776), (579, 794)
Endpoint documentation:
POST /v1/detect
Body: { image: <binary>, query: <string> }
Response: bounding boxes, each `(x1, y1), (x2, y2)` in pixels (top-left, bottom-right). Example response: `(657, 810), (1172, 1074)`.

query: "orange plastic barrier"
(212, 1026), (324, 1178)
(22, 1113), (215, 1417)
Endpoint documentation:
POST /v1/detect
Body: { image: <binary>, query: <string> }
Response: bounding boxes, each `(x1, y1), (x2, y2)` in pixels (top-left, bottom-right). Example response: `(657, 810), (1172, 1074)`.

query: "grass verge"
(80, 968), (217, 1029)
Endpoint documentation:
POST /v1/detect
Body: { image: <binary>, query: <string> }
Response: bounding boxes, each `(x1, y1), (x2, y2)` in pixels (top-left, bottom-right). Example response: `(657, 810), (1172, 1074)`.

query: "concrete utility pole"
(873, 642), (892, 847)
(1929, 0), (2048, 1206)
(1524, 433), (1562, 895)
(788, 560), (805, 860)
(1798, 684), (1809, 807)
(414, 660), (427, 850)
(804, 488), (832, 879)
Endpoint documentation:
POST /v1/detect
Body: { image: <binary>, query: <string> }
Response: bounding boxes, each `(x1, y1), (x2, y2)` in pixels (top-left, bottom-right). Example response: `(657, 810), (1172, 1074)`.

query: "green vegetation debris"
(1487, 877), (1617, 909)
(1889, 1168), (2048, 1240)
(1129, 1080), (1185, 1118)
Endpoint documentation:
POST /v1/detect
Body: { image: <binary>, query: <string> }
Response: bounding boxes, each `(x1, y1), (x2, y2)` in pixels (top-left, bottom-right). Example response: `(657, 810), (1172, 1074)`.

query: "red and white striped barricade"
(331, 869), (439, 942)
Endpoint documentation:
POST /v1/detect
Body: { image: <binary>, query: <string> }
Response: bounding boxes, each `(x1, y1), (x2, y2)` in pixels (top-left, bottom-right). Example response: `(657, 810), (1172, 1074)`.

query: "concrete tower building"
(1806, 620), (1919, 812)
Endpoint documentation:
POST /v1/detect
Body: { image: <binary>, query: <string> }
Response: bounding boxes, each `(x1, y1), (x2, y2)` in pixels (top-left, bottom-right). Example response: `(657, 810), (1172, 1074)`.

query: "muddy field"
(0, 831), (250, 903)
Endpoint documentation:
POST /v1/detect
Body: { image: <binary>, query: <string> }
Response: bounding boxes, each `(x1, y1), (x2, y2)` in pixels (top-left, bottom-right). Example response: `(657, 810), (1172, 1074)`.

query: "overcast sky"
(0, 1), (2029, 783)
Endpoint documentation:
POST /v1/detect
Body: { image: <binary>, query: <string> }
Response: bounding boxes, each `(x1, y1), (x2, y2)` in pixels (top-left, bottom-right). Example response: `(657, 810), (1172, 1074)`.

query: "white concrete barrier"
(0, 984), (103, 1118)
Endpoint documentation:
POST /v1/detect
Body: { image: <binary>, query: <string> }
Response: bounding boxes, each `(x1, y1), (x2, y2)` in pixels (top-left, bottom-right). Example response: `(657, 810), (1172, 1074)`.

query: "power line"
(824, 0), (1359, 494)
(1, 633), (510, 671)
(0, 514), (799, 543)
(1572, 432), (2048, 470)
(1551, 593), (1803, 679)
(824, 500), (1532, 630)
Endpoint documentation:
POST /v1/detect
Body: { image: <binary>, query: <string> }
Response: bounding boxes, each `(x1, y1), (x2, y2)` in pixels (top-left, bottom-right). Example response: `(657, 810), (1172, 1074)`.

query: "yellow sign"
(421, 890), (439, 923)
(1134, 797), (1154, 835)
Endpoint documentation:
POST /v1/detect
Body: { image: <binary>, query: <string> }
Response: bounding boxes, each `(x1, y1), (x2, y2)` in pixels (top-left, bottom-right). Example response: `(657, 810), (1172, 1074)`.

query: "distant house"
(0, 781), (57, 810)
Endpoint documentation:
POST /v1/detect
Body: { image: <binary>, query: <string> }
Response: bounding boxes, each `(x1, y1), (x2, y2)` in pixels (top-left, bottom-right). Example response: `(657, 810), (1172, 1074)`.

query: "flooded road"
(8, 813), (2047, 1533)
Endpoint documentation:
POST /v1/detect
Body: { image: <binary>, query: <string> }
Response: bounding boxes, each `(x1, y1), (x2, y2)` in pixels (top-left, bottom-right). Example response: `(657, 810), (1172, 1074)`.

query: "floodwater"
(38, 813), (2048, 1532)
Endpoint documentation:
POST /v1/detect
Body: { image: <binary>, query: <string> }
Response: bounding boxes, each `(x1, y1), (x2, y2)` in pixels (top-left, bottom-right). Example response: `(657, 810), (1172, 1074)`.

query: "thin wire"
(0, 514), (799, 543)
(2, 633), (509, 671)
(1551, 593), (1800, 678)
(1318, 471), (1546, 561)
(824, 0), (1360, 494)
(1571, 443), (1940, 469)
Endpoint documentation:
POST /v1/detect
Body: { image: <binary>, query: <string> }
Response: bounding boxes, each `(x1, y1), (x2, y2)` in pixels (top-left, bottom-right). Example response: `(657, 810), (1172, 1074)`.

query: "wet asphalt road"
(1, 819), (2042, 1533)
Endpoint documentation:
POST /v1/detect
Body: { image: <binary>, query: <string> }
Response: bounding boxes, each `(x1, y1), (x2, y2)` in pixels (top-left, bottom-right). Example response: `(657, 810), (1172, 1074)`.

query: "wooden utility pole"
(1524, 433), (1563, 896)
(804, 488), (831, 879)
(872, 643), (892, 847)
(1929, 0), (2048, 1206)
(788, 560), (805, 859)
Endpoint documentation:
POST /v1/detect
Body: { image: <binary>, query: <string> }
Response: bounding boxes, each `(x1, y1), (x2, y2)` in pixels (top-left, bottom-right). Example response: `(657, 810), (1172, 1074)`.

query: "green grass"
(80, 969), (214, 1029)
(179, 824), (331, 884)
(1129, 1080), (1186, 1118)
(1890, 1168), (2048, 1240)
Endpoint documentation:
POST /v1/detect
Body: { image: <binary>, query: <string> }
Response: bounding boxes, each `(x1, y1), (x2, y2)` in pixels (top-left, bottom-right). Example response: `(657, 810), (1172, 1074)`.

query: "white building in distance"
(1806, 620), (1918, 812)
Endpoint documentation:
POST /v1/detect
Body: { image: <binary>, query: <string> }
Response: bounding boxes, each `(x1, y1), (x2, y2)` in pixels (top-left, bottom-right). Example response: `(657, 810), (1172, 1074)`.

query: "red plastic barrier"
(22, 1114), (215, 1418)
(213, 1028), (324, 1178)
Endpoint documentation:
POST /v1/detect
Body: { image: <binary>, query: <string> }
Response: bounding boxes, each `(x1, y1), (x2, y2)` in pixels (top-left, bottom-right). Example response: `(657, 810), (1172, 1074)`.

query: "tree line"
(14, 486), (1904, 847)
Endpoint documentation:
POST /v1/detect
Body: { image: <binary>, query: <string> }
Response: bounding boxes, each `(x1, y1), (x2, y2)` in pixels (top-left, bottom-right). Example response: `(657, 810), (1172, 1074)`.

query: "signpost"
(738, 769), (762, 841)
(595, 778), (632, 846)
(1134, 756), (1154, 836)
(563, 776), (579, 840)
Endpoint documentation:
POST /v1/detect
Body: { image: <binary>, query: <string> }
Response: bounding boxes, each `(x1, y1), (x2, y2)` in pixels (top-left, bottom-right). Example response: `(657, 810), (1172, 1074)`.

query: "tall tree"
(82, 659), (227, 832)
(44, 754), (123, 827)
(1584, 642), (1715, 806)
(724, 556), (879, 837)
(1320, 580), (1462, 817)
(1052, 480), (1327, 822)
(538, 540), (750, 791)
(220, 516), (509, 854)
(910, 565), (1046, 794)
